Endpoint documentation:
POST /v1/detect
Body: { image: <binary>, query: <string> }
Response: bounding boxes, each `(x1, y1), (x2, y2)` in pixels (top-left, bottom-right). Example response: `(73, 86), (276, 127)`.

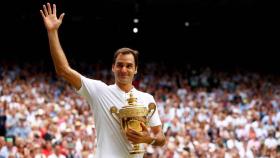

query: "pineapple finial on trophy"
(127, 92), (137, 106)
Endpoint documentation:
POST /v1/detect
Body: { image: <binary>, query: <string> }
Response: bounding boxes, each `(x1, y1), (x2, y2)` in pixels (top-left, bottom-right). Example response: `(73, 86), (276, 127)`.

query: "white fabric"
(77, 75), (162, 158)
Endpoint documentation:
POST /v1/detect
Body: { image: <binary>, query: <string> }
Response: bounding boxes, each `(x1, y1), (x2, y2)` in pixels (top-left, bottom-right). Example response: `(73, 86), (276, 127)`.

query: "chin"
(118, 79), (131, 84)
(119, 81), (129, 85)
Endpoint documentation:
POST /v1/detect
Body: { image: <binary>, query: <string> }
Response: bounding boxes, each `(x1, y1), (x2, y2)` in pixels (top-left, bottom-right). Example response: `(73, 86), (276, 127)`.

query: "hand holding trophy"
(110, 92), (156, 154)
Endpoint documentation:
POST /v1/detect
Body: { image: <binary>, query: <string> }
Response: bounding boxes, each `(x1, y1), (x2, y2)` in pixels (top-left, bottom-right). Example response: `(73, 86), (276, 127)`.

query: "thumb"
(59, 13), (65, 21)
(141, 122), (148, 132)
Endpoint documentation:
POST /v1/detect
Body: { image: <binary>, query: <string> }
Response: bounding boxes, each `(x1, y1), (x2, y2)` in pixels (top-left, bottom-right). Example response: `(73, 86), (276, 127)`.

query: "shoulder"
(81, 75), (108, 87)
(135, 89), (155, 101)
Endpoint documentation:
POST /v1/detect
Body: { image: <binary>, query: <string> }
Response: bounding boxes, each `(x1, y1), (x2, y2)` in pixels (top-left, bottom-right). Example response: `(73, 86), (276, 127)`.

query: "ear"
(134, 67), (138, 74)
(112, 64), (115, 73)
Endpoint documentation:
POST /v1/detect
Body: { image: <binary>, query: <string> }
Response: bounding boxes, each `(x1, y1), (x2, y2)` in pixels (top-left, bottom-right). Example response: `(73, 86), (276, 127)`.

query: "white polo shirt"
(77, 75), (162, 158)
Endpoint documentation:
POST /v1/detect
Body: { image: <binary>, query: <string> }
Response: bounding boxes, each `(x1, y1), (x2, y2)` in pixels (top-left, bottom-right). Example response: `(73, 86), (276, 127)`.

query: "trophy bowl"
(110, 93), (156, 154)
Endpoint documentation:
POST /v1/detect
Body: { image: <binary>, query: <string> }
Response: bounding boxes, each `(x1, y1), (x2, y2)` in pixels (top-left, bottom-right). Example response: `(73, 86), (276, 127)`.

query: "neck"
(116, 83), (133, 93)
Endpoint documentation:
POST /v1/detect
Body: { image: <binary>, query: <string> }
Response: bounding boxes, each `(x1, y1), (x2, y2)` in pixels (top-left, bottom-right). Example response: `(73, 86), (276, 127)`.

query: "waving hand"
(40, 3), (65, 31)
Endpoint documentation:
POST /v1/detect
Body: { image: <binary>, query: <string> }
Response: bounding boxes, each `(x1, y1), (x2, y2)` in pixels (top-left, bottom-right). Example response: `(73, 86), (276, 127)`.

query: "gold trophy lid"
(118, 92), (148, 118)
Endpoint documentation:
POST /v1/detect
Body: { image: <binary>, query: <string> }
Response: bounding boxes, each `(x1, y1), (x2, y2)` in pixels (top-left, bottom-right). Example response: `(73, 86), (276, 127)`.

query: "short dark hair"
(112, 47), (139, 68)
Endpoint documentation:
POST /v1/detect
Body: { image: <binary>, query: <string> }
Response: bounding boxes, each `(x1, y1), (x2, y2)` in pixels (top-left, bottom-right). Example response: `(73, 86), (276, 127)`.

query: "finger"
(43, 5), (48, 16)
(40, 10), (45, 18)
(126, 132), (141, 142)
(128, 128), (143, 136)
(126, 132), (139, 139)
(59, 13), (65, 21)
(127, 137), (140, 143)
(127, 128), (138, 135)
(53, 4), (56, 15)
(140, 122), (148, 131)
(47, 3), (52, 14)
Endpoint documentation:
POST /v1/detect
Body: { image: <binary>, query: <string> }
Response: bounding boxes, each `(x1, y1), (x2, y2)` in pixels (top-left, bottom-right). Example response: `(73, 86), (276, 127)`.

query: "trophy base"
(129, 144), (145, 155)
(129, 149), (145, 155)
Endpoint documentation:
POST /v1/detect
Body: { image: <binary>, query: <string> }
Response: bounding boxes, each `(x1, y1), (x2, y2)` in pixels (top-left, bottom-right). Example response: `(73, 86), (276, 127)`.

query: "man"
(40, 3), (166, 158)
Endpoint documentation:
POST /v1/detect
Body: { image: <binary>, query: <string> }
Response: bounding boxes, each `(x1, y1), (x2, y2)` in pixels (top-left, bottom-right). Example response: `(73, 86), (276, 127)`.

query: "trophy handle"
(147, 103), (156, 122)
(110, 106), (121, 125)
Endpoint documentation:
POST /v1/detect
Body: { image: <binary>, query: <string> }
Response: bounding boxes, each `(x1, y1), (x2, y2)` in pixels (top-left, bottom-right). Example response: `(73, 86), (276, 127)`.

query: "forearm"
(47, 30), (70, 75)
(47, 30), (81, 89)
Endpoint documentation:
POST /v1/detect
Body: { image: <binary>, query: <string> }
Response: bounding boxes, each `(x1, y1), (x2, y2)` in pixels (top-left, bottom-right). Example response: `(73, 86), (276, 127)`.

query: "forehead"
(115, 53), (135, 64)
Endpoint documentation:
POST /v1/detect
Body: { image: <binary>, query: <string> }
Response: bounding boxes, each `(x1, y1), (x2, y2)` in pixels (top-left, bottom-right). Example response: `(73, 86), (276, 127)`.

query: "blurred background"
(1, 1), (280, 158)
(0, 0), (278, 71)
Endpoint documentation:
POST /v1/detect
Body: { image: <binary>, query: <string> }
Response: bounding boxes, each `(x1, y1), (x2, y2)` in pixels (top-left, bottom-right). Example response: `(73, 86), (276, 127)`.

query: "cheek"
(128, 71), (135, 75)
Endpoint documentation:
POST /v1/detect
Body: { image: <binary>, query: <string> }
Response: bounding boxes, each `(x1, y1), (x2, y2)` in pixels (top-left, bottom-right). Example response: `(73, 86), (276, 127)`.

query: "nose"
(120, 66), (127, 72)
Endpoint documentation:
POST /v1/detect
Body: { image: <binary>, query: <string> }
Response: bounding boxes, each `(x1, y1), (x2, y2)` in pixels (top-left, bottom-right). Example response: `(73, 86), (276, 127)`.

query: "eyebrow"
(116, 62), (134, 66)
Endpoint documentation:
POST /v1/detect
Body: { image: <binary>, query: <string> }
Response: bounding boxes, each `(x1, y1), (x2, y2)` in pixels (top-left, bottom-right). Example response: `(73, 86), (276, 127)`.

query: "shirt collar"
(114, 83), (136, 94)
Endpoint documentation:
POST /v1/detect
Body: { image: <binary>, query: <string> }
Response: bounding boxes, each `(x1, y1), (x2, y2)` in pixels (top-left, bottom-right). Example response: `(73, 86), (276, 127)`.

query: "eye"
(127, 65), (133, 69)
(116, 63), (123, 68)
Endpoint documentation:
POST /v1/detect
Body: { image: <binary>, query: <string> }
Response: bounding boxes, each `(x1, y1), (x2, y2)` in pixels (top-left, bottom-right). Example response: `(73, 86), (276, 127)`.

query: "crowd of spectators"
(0, 61), (280, 158)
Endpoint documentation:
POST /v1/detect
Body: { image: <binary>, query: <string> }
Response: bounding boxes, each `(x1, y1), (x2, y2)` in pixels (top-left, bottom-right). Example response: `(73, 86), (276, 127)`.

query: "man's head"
(112, 48), (139, 68)
(112, 48), (139, 88)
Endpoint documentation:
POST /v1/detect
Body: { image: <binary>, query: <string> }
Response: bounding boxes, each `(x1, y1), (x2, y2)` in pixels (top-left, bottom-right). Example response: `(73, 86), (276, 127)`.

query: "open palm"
(40, 3), (65, 31)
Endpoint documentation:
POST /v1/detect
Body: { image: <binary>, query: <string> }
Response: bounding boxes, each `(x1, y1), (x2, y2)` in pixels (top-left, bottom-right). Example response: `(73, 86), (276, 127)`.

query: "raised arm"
(40, 3), (81, 90)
